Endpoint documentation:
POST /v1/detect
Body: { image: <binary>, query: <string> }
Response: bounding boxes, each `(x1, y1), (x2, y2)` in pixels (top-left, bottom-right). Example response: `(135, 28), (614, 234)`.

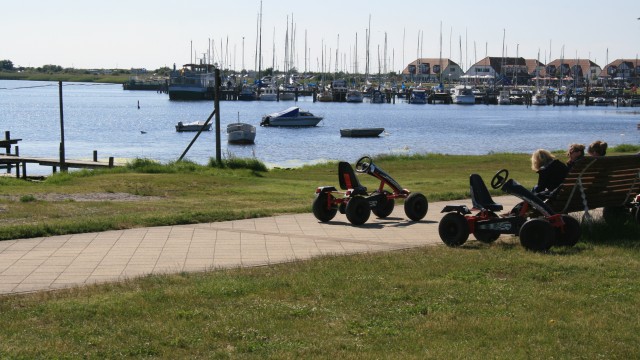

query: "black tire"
(635, 206), (640, 225)
(555, 215), (581, 247)
(371, 191), (395, 218)
(602, 206), (629, 226)
(519, 218), (554, 252)
(312, 192), (337, 222)
(438, 212), (470, 247)
(345, 196), (371, 225)
(473, 211), (501, 243)
(404, 192), (428, 221)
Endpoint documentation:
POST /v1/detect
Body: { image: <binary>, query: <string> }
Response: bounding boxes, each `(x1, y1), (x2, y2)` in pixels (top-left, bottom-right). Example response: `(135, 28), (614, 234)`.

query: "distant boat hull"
(340, 128), (384, 137)
(176, 121), (212, 132)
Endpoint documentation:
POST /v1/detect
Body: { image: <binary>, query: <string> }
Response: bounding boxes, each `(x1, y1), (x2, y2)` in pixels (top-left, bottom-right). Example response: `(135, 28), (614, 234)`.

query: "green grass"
(0, 236), (638, 358)
(1, 151), (640, 357)
(0, 153), (537, 241)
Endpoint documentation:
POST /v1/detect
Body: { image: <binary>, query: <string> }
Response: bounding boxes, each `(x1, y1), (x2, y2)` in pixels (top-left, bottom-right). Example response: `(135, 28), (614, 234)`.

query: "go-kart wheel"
(473, 211), (501, 243)
(519, 218), (554, 252)
(555, 215), (581, 247)
(312, 192), (338, 222)
(404, 192), (428, 221)
(438, 212), (470, 247)
(371, 191), (395, 218)
(602, 206), (629, 226)
(355, 156), (373, 173)
(345, 196), (371, 225)
(490, 169), (509, 189)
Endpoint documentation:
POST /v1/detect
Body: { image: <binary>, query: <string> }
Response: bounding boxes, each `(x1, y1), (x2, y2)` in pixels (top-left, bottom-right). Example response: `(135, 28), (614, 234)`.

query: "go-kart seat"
(469, 174), (503, 212)
(338, 161), (368, 195)
(501, 179), (555, 217)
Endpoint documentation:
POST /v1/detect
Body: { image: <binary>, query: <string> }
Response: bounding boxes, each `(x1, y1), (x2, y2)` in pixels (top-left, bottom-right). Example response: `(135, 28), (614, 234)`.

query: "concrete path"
(0, 196), (520, 295)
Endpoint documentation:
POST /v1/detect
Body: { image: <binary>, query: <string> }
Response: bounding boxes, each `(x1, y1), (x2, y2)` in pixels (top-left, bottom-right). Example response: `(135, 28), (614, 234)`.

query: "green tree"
(0, 59), (14, 70)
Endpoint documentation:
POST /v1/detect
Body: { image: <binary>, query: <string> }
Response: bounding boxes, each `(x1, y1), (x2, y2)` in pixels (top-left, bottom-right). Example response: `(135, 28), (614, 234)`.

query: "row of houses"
(402, 57), (640, 86)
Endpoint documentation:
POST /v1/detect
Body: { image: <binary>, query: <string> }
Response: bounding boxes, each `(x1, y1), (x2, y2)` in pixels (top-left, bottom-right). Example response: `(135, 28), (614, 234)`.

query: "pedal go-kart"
(313, 156), (428, 225)
(438, 169), (581, 252)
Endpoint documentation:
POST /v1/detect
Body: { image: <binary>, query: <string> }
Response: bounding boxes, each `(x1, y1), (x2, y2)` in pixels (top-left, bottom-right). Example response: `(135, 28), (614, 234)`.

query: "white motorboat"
(497, 90), (511, 105)
(260, 107), (323, 127)
(175, 121), (212, 132)
(259, 86), (278, 101)
(227, 123), (256, 144)
(532, 92), (547, 105)
(451, 85), (475, 104)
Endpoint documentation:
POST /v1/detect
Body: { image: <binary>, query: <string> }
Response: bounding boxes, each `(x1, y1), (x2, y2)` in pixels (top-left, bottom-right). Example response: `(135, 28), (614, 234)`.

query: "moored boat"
(227, 123), (256, 144)
(175, 121), (212, 132)
(451, 85), (475, 104)
(260, 107), (323, 127)
(410, 89), (427, 104)
(346, 89), (364, 103)
(168, 64), (216, 100)
(340, 128), (384, 137)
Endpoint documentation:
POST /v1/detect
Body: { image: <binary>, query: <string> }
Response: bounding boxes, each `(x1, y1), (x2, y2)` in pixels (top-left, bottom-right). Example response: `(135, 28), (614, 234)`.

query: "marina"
(1, 80), (639, 176)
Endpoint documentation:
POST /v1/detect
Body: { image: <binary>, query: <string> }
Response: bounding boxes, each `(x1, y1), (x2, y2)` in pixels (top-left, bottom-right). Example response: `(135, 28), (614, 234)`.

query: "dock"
(1, 131), (116, 179)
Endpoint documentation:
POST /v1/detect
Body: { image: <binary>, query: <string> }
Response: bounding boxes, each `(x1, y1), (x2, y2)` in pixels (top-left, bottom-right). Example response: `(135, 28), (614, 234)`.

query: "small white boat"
(532, 92), (547, 105)
(259, 86), (278, 101)
(279, 85), (296, 101)
(451, 85), (475, 104)
(175, 121), (212, 132)
(370, 89), (385, 103)
(497, 90), (511, 105)
(260, 107), (323, 127)
(317, 90), (333, 102)
(227, 123), (256, 144)
(340, 128), (384, 137)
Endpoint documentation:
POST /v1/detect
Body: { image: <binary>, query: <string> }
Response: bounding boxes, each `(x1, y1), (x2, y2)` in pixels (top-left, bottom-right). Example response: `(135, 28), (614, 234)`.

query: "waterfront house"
(545, 59), (601, 86)
(465, 57), (531, 86)
(401, 58), (463, 83)
(599, 59), (640, 86)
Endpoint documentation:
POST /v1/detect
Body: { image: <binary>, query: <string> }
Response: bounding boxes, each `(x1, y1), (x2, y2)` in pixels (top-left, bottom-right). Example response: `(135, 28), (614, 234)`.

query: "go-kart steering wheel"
(355, 156), (373, 173)
(490, 169), (509, 189)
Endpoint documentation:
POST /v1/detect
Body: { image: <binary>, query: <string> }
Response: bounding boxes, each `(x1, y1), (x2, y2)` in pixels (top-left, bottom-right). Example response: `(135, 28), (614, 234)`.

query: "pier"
(1, 131), (116, 179)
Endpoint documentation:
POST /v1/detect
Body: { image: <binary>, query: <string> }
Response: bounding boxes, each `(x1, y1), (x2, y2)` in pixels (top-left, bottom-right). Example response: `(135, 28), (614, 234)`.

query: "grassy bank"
(0, 71), (129, 84)
(0, 153), (533, 241)
(1, 151), (640, 358)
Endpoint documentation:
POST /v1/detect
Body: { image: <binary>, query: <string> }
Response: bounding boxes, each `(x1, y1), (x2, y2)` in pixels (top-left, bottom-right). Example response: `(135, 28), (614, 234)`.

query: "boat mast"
(258, 0), (263, 80)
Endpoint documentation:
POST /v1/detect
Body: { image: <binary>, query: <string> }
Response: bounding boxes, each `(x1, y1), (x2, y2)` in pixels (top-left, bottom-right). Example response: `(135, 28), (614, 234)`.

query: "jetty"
(1, 131), (116, 179)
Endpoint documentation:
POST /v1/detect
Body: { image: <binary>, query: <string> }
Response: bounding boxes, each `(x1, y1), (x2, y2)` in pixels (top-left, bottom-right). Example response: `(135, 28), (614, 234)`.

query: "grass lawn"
(1, 151), (639, 358)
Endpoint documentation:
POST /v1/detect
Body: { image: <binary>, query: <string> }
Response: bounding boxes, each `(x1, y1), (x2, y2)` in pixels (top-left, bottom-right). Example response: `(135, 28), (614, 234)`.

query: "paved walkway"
(0, 196), (520, 295)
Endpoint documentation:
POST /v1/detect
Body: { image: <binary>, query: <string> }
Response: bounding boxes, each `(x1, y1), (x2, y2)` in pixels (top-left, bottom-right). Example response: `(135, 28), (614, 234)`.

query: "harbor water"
(1, 80), (639, 175)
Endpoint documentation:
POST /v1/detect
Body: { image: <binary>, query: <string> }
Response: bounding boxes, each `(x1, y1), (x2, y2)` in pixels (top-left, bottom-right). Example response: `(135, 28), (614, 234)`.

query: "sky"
(2, 0), (639, 72)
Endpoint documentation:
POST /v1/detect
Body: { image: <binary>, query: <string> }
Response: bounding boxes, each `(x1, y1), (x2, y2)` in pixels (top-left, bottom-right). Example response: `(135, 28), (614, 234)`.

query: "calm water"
(1, 80), (639, 175)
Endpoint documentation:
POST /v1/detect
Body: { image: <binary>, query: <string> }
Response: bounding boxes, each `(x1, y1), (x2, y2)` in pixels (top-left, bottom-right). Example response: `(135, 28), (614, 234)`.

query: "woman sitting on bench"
(531, 149), (568, 199)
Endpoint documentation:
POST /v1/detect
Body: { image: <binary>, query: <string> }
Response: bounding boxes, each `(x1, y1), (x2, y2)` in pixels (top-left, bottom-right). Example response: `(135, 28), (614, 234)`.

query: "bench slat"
(546, 155), (640, 214)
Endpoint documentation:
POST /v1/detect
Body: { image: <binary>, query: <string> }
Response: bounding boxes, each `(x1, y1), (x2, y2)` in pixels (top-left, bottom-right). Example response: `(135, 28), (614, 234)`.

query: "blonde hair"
(531, 149), (555, 171)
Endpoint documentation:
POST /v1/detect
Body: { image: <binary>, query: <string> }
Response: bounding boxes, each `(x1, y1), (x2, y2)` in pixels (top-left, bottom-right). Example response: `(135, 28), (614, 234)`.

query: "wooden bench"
(546, 155), (640, 220)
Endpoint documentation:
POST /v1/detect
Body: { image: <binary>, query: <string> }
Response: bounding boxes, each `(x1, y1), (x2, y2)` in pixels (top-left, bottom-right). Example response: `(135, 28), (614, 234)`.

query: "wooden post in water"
(214, 69), (222, 164)
(58, 81), (67, 172)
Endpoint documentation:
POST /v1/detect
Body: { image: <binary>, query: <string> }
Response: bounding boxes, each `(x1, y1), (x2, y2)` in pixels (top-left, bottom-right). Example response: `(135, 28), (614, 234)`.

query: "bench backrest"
(547, 155), (640, 213)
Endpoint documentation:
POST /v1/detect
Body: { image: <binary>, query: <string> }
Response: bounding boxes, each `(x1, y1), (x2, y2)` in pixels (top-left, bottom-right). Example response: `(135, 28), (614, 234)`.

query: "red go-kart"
(312, 156), (428, 225)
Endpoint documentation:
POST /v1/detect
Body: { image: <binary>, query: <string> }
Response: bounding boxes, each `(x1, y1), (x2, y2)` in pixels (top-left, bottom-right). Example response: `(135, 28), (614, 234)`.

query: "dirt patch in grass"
(0, 193), (162, 202)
